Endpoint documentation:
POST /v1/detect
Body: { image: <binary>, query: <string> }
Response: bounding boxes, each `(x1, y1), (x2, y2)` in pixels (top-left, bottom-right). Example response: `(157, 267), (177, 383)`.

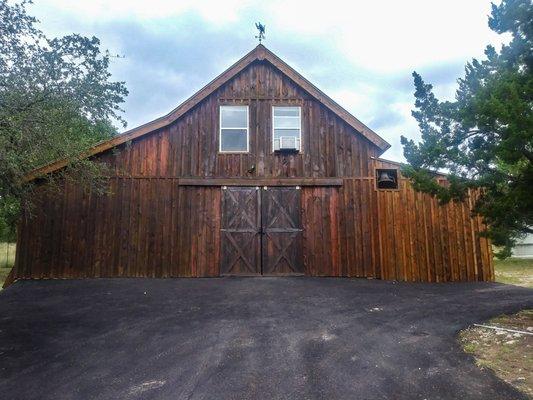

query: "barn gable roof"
(25, 44), (390, 182)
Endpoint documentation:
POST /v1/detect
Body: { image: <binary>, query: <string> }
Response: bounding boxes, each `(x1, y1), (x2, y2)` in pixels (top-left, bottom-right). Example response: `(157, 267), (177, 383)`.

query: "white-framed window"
(219, 105), (249, 153)
(272, 106), (301, 152)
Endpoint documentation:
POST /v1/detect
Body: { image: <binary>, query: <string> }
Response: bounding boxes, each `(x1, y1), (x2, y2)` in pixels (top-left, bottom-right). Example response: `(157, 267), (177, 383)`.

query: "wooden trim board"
(178, 178), (343, 187)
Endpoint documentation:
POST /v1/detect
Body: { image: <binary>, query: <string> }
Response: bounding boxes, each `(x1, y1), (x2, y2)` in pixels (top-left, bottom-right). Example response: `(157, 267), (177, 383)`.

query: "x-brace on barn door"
(220, 186), (303, 276)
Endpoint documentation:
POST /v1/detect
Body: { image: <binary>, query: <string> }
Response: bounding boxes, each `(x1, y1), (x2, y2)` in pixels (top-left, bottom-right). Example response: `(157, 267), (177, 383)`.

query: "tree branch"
(463, 129), (483, 139)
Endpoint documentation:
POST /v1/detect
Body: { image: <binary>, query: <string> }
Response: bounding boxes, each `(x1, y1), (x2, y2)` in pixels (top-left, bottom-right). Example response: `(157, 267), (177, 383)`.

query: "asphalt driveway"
(0, 278), (532, 400)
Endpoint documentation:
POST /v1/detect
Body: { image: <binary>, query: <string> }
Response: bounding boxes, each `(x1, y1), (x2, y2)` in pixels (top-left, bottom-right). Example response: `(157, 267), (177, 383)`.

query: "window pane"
(274, 129), (300, 139)
(221, 129), (247, 151)
(273, 107), (299, 117)
(274, 116), (300, 129)
(221, 106), (247, 128)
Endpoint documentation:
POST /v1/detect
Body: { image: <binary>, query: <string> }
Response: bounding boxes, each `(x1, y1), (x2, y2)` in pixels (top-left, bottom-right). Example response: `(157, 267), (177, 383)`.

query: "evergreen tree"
(401, 0), (533, 257)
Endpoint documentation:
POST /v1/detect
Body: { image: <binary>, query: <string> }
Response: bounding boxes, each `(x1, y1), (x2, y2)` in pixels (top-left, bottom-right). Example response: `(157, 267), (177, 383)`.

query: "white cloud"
(259, 0), (506, 72)
(34, 0), (249, 23)
(329, 88), (376, 122)
(28, 0), (508, 161)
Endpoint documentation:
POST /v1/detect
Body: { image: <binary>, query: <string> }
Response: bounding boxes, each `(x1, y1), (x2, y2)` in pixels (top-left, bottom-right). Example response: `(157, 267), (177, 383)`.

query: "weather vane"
(255, 22), (266, 43)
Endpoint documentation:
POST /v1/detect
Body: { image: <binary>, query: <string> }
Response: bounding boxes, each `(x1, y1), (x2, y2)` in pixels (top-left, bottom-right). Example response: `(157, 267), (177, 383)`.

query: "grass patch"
(0, 243), (16, 289)
(0, 242), (16, 268)
(0, 267), (11, 288)
(460, 310), (533, 397)
(494, 258), (533, 288)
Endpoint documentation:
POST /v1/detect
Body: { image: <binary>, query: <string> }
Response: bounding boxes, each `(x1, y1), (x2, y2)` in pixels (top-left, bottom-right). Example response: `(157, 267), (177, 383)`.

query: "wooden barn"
(8, 44), (494, 286)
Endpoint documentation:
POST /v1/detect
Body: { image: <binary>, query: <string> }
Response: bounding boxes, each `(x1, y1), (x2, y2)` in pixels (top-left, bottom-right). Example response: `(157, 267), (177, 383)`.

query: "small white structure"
(512, 234), (533, 258)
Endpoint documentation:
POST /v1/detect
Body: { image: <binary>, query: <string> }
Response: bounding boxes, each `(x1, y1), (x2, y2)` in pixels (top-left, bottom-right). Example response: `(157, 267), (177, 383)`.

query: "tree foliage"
(0, 0), (128, 241)
(401, 0), (533, 258)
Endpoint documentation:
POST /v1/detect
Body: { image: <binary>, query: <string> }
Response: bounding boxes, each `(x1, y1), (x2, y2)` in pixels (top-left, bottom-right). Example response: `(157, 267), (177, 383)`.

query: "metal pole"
(473, 323), (533, 336)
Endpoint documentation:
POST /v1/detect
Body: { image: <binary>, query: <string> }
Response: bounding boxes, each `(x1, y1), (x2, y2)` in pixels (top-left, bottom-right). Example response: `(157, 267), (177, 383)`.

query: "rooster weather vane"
(255, 22), (266, 43)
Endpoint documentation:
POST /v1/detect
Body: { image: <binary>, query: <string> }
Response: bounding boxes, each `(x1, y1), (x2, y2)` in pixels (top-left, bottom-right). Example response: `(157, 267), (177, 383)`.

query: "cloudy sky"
(29, 0), (507, 161)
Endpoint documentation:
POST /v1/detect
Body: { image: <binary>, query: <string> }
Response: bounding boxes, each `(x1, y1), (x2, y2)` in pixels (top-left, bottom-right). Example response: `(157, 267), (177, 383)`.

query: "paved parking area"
(0, 277), (531, 399)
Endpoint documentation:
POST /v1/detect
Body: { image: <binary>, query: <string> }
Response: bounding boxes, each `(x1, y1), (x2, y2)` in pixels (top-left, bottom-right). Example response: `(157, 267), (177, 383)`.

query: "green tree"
(0, 0), (128, 240)
(401, 0), (533, 258)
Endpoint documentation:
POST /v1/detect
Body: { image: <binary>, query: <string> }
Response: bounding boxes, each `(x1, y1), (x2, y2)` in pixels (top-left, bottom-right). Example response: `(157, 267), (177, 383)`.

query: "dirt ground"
(460, 310), (533, 397)
(459, 258), (533, 397)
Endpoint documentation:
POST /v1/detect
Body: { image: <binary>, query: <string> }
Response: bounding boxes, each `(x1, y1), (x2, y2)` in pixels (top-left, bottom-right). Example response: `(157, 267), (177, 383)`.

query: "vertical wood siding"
(11, 60), (494, 283)
(300, 181), (493, 281)
(99, 61), (379, 179)
(16, 180), (221, 279)
(15, 177), (493, 282)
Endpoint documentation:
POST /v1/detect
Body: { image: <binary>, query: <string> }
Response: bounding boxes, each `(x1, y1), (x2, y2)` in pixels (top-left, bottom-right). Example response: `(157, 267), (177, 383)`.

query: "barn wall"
(299, 179), (493, 282)
(372, 159), (494, 282)
(16, 180), (221, 279)
(11, 59), (494, 283)
(14, 177), (493, 282)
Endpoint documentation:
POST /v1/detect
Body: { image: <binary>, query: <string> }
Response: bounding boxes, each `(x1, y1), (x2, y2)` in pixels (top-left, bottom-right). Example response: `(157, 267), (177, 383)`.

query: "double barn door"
(220, 186), (303, 275)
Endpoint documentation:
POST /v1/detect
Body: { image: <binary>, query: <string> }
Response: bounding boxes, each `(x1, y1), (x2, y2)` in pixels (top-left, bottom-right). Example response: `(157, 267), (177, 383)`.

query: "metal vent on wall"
(274, 137), (300, 152)
(376, 168), (399, 190)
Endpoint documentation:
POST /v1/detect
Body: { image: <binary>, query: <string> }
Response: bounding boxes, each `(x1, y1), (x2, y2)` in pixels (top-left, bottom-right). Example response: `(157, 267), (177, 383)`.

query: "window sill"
(272, 150), (301, 154)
